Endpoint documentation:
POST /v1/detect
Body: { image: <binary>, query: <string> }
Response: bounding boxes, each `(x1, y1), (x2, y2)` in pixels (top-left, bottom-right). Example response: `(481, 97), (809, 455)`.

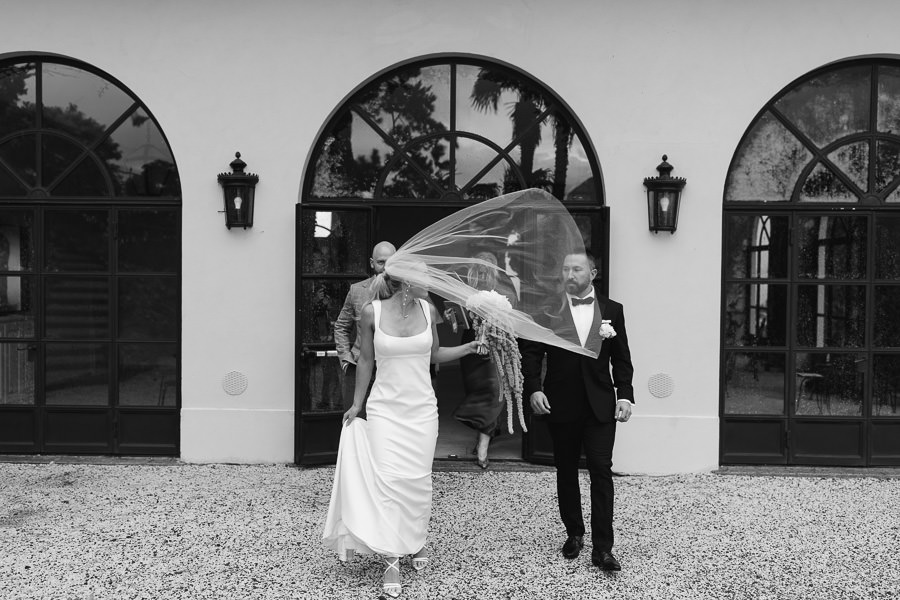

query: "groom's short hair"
(566, 248), (597, 271)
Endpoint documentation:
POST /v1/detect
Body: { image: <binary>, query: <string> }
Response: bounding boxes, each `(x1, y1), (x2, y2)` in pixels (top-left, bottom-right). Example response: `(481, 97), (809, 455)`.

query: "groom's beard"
(565, 280), (590, 296)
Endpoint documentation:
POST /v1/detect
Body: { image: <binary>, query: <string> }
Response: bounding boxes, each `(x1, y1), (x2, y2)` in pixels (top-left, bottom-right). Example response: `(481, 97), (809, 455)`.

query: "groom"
(521, 250), (634, 571)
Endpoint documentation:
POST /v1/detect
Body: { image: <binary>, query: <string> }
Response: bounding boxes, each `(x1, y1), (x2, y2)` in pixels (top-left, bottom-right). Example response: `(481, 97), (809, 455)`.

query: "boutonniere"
(598, 320), (617, 340)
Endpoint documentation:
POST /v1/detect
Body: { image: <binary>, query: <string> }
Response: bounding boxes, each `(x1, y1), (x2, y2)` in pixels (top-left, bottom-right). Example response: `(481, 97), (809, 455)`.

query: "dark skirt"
(453, 330), (505, 436)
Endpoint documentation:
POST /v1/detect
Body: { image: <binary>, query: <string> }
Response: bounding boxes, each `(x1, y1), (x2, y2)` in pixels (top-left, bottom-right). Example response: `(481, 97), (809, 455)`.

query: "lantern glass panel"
(656, 191), (678, 230)
(648, 189), (680, 231)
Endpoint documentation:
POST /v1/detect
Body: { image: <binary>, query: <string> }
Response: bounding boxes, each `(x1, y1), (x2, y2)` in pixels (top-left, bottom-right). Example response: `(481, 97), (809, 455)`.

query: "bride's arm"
(430, 303), (479, 363)
(343, 304), (374, 424)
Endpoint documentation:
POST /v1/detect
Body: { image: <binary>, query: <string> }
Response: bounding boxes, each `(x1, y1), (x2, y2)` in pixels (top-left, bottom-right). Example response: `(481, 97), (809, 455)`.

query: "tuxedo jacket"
(521, 292), (634, 423)
(333, 276), (377, 367)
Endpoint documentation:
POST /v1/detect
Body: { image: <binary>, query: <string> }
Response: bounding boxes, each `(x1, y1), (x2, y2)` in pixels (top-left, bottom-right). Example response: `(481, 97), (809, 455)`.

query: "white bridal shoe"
(412, 547), (430, 571)
(383, 557), (401, 598)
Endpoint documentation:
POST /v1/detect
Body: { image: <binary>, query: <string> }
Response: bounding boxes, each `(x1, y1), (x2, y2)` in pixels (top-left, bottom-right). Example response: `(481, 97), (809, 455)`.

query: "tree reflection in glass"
(313, 66), (451, 199)
(309, 61), (598, 203)
(0, 61), (179, 198)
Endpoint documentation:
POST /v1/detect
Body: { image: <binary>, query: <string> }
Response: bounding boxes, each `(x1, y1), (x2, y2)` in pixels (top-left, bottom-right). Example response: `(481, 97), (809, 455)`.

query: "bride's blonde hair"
(372, 272), (402, 300)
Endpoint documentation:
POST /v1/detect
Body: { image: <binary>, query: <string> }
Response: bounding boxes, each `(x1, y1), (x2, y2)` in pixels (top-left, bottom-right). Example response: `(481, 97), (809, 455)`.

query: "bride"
(322, 268), (478, 598)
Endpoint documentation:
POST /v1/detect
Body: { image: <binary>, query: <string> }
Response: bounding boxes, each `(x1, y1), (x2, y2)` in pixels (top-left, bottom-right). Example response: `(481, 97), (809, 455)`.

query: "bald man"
(333, 241), (396, 411)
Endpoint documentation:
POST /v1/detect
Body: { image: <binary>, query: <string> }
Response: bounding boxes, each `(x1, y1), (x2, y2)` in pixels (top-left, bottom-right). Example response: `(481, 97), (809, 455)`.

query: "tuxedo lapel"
(553, 295), (580, 347)
(583, 297), (607, 356)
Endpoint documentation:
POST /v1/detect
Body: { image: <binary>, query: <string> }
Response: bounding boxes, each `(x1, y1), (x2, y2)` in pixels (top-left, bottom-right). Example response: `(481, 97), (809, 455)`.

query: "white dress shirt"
(566, 286), (596, 347)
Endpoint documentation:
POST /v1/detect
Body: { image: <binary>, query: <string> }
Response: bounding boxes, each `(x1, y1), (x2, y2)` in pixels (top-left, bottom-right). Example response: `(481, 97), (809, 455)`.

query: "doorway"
(295, 54), (607, 465)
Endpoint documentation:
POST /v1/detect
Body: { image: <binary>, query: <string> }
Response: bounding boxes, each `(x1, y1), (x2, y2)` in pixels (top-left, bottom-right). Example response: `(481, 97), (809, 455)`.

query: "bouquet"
(465, 290), (527, 434)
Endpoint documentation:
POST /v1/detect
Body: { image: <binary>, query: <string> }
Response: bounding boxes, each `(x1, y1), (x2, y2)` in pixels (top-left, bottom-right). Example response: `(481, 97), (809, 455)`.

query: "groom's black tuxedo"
(521, 291), (634, 555)
(523, 293), (634, 422)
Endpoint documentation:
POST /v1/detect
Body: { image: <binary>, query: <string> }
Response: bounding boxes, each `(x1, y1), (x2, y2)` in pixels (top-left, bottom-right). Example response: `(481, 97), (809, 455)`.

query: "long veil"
(384, 188), (596, 359)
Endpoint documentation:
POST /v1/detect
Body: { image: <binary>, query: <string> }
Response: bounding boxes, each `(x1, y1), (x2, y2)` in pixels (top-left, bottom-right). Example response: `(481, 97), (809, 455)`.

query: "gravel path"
(0, 463), (898, 599)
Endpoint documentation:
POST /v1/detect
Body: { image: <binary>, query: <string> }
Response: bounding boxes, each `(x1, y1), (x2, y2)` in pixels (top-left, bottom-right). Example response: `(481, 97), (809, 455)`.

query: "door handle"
(302, 349), (339, 359)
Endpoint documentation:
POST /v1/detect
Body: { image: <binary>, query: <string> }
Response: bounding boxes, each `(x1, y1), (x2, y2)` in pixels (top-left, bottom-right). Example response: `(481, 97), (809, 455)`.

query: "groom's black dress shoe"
(561, 535), (583, 559)
(592, 550), (621, 571)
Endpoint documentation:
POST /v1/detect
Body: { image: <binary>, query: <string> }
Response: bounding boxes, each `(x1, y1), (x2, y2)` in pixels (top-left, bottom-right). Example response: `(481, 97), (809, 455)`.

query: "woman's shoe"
(383, 557), (401, 598)
(476, 457), (489, 470)
(412, 547), (430, 571)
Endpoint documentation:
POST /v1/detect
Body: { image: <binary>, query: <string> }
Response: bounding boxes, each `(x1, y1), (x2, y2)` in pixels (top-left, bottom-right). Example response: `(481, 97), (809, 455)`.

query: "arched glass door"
(0, 56), (181, 455)
(297, 55), (606, 465)
(722, 58), (900, 466)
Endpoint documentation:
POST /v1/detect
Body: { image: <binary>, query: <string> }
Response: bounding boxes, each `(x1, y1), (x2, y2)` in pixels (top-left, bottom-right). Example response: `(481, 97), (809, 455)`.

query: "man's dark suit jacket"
(522, 292), (634, 423)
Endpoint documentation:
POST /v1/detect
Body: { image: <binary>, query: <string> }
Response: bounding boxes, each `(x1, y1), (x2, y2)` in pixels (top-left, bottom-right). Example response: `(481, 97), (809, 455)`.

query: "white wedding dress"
(322, 298), (438, 559)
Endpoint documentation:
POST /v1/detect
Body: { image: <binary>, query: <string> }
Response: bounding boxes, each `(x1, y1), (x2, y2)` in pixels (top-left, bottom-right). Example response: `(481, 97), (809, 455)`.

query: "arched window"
(722, 58), (900, 467)
(0, 59), (180, 199)
(0, 55), (181, 456)
(305, 56), (602, 203)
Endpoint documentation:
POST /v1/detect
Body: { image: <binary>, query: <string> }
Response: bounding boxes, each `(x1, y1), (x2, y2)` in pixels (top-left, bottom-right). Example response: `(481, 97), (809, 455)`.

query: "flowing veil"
(384, 188), (597, 359)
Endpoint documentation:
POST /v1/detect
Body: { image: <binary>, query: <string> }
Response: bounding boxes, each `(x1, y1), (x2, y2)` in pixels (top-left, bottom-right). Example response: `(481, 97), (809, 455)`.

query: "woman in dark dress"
(452, 251), (518, 469)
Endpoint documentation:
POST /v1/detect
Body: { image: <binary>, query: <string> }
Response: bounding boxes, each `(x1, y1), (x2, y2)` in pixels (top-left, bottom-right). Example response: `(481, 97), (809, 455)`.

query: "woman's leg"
(475, 431), (491, 467)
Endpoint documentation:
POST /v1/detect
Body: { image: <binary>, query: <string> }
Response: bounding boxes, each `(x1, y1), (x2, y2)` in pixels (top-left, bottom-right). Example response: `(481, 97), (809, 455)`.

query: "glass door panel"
(873, 286), (900, 347)
(118, 343), (177, 407)
(118, 277), (178, 339)
(300, 279), (349, 346)
(0, 276), (35, 338)
(44, 276), (110, 339)
(300, 352), (345, 413)
(796, 284), (866, 347)
(796, 215), (867, 280)
(0, 342), (34, 405)
(794, 352), (864, 416)
(44, 342), (109, 406)
(0, 210), (35, 413)
(724, 351), (786, 415)
(873, 354), (900, 417)
(724, 283), (788, 347)
(44, 210), (110, 272)
(875, 216), (900, 278)
(118, 209), (179, 272)
(299, 210), (369, 275)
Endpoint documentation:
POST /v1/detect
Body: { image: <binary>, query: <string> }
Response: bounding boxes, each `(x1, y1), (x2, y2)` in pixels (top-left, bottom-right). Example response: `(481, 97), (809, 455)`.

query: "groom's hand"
(530, 391), (551, 415)
(615, 400), (632, 422)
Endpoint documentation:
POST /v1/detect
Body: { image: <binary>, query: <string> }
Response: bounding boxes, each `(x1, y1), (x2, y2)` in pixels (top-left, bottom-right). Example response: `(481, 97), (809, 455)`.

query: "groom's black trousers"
(547, 408), (617, 553)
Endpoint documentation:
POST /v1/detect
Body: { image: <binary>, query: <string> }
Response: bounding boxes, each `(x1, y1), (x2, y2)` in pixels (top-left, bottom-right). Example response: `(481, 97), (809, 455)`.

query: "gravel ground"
(0, 463), (898, 600)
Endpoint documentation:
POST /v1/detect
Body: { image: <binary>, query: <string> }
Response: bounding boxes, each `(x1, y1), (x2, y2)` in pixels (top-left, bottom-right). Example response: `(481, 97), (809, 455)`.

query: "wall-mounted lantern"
(217, 152), (259, 229)
(643, 155), (686, 234)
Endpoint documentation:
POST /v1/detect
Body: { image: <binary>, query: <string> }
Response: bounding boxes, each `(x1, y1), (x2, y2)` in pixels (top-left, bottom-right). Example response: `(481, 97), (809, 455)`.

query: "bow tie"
(571, 296), (594, 306)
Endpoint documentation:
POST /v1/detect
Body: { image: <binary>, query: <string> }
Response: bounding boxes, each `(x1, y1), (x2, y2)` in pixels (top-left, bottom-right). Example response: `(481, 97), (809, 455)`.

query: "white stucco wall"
(3, 0), (899, 471)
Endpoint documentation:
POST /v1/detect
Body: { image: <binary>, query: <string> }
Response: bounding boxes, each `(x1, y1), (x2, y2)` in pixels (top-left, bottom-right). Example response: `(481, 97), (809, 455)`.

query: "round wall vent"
(223, 371), (249, 395)
(648, 373), (674, 398)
